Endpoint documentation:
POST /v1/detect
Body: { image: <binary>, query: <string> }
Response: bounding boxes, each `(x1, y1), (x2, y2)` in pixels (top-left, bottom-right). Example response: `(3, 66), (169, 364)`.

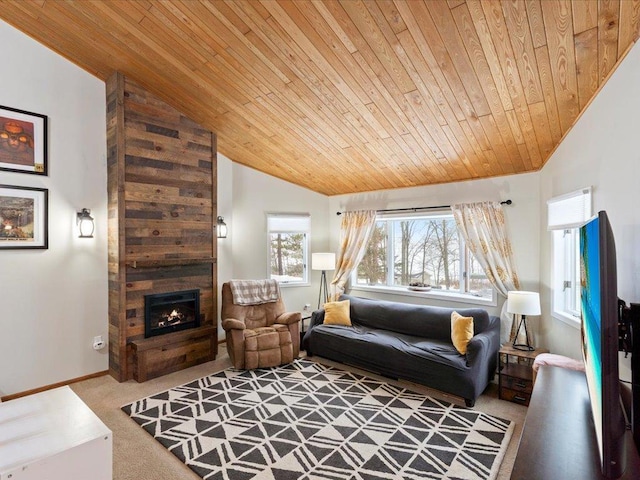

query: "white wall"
(216, 152), (234, 340)
(539, 41), (640, 360)
(228, 163), (330, 315)
(328, 172), (541, 322)
(0, 21), (107, 396)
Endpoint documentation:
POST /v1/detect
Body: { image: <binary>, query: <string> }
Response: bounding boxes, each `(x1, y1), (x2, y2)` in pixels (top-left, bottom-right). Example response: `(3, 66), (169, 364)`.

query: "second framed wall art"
(0, 184), (48, 249)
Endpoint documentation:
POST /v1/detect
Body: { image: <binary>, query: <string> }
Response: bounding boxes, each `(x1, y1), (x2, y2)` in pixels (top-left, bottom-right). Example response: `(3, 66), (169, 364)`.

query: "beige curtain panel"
(331, 210), (377, 299)
(451, 201), (521, 344)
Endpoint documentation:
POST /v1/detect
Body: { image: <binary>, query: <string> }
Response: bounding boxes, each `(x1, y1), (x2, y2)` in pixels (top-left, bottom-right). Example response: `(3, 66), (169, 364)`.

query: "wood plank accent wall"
(107, 72), (218, 382)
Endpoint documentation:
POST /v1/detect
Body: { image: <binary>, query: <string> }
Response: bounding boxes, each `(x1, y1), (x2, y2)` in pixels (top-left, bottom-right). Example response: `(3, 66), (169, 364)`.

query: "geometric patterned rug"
(122, 359), (513, 480)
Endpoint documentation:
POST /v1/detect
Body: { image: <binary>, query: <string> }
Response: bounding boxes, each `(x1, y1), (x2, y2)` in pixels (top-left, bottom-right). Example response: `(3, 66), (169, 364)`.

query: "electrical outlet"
(93, 335), (106, 350)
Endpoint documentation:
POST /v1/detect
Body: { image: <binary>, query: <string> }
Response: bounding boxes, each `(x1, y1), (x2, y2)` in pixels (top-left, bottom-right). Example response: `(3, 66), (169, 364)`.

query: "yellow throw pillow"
(451, 311), (474, 355)
(323, 300), (351, 326)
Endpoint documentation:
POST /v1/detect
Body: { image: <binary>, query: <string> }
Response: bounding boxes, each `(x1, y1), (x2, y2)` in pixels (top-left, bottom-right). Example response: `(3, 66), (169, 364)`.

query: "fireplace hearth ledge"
(130, 325), (217, 382)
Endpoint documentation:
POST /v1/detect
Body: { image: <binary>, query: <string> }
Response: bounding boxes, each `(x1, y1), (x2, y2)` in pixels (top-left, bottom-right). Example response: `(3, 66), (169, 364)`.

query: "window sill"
(552, 310), (581, 329)
(350, 285), (497, 307)
(278, 281), (310, 288)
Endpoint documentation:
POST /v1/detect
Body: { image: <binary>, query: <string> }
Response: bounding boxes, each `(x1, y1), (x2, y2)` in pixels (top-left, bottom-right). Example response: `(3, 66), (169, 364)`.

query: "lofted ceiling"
(1, 1), (639, 196)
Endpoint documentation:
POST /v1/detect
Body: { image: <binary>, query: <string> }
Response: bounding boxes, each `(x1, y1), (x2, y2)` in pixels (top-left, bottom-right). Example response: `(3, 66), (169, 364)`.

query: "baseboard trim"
(1, 370), (109, 402)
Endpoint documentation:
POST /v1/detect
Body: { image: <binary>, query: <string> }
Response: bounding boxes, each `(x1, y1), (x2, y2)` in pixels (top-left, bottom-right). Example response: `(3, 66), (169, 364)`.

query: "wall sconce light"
(76, 208), (95, 238)
(217, 216), (228, 239)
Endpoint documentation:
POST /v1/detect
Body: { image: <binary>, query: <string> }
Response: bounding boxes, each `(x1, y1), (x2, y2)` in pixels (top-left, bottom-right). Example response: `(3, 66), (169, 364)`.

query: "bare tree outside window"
(390, 217), (459, 289)
(431, 218), (460, 289)
(397, 220), (417, 285)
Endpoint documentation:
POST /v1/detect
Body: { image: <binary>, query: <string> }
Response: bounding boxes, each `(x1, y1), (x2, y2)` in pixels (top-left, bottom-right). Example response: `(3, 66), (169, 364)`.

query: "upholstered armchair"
(221, 281), (301, 369)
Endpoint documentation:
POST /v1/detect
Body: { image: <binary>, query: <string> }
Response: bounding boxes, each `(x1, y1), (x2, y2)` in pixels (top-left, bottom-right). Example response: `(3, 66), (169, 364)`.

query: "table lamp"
(507, 291), (541, 351)
(312, 252), (336, 309)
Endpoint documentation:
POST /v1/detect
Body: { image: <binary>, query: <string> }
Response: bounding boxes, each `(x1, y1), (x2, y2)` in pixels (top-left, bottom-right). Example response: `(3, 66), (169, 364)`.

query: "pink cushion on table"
(533, 353), (585, 373)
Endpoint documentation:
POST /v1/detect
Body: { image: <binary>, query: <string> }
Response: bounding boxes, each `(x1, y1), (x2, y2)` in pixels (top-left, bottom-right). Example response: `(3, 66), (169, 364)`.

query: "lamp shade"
(312, 252), (336, 271)
(507, 291), (541, 316)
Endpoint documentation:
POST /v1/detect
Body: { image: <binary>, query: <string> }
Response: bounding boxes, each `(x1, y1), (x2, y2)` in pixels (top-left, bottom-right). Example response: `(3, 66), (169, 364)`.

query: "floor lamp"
(312, 252), (336, 310)
(507, 291), (541, 351)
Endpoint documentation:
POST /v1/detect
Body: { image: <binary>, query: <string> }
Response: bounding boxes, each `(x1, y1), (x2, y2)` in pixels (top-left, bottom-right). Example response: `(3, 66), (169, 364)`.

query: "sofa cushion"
(341, 294), (491, 342)
(323, 300), (351, 326)
(311, 324), (468, 371)
(451, 311), (474, 355)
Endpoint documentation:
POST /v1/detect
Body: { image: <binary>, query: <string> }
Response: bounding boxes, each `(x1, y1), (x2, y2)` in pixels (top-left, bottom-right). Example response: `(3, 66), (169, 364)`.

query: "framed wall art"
(0, 105), (48, 175)
(0, 185), (48, 249)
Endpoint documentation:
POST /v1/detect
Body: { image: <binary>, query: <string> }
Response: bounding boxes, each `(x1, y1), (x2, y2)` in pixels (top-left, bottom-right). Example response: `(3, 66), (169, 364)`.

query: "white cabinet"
(0, 386), (112, 480)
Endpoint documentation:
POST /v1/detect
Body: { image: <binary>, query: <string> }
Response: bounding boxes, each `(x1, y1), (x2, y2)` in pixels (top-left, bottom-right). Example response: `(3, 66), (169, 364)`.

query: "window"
(553, 229), (581, 319)
(354, 213), (494, 300)
(267, 214), (310, 285)
(548, 187), (592, 324)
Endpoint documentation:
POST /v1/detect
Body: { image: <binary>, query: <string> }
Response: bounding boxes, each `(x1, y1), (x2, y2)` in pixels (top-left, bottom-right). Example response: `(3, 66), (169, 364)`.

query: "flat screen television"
(580, 210), (628, 478)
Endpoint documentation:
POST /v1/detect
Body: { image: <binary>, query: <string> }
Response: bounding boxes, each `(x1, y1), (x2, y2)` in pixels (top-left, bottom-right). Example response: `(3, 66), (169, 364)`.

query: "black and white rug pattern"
(122, 359), (513, 480)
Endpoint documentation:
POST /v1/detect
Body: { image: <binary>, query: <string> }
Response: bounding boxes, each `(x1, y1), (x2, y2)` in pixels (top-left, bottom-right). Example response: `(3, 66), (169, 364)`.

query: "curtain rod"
(336, 199), (512, 216)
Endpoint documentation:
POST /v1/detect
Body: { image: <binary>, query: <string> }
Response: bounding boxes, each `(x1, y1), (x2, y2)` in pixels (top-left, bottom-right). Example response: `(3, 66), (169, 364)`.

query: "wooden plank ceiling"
(1, 1), (639, 196)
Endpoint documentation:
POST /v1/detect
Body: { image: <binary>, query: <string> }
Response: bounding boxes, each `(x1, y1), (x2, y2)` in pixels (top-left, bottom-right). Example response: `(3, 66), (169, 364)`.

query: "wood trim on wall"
(0, 370), (109, 402)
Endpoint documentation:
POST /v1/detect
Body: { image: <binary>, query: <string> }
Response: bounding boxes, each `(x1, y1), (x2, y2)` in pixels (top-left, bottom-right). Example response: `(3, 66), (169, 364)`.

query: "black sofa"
(303, 294), (500, 407)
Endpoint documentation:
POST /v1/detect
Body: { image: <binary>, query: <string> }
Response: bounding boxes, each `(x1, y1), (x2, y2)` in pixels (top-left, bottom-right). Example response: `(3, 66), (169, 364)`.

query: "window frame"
(547, 187), (592, 328)
(551, 228), (582, 327)
(351, 212), (497, 306)
(266, 213), (310, 287)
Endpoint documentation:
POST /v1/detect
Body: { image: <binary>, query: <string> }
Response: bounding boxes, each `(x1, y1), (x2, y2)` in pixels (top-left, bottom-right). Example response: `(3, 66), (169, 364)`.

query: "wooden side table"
(499, 344), (549, 406)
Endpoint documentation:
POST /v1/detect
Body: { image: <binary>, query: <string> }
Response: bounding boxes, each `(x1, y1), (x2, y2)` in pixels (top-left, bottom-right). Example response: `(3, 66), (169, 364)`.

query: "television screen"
(580, 211), (626, 478)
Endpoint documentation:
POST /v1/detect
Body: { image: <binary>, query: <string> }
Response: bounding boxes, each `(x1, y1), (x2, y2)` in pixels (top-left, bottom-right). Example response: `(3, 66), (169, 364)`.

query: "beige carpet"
(71, 346), (526, 480)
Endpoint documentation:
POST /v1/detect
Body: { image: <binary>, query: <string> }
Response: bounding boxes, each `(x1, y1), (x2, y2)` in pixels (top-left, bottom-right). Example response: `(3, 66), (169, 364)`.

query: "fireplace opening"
(144, 289), (200, 338)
